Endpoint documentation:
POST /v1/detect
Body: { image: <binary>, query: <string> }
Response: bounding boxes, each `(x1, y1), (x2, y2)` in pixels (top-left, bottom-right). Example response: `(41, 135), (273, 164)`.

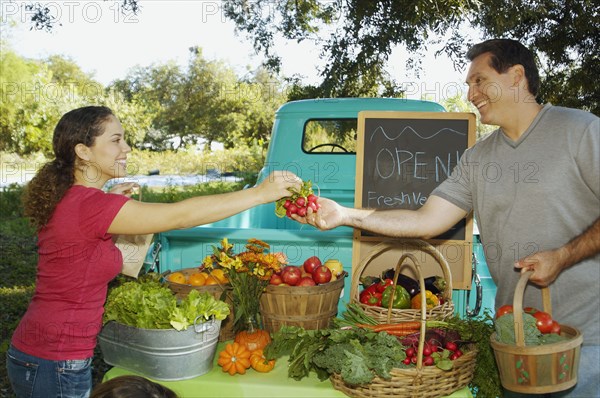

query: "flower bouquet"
(203, 238), (287, 333)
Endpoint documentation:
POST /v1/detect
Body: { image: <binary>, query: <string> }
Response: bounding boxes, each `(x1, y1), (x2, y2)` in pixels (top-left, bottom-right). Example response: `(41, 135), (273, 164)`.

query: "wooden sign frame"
(352, 111), (476, 289)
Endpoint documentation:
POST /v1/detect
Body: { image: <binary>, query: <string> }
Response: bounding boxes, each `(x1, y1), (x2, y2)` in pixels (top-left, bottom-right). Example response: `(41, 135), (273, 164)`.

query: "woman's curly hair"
(23, 106), (115, 230)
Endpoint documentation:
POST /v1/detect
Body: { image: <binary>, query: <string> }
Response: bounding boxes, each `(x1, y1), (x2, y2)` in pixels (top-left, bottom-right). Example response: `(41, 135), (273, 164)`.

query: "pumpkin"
(250, 349), (275, 373)
(217, 342), (252, 375)
(234, 328), (271, 352)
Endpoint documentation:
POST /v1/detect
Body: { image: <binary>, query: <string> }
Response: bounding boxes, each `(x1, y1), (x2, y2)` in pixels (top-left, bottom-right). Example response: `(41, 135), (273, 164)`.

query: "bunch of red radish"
(275, 180), (320, 219)
(402, 339), (463, 367)
(282, 193), (320, 218)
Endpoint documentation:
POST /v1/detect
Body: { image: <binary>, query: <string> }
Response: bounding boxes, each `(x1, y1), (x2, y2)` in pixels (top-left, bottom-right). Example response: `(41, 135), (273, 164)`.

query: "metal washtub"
(98, 317), (221, 381)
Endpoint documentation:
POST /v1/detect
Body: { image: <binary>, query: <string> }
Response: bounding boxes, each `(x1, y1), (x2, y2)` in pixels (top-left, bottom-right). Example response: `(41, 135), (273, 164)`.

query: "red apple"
(269, 273), (283, 285)
(303, 256), (322, 274)
(297, 276), (316, 286)
(312, 265), (332, 284)
(281, 266), (302, 286)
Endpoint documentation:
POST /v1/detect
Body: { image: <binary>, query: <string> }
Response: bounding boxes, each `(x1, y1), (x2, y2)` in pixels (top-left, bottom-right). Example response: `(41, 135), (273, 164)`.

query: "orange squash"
(250, 349), (275, 373)
(234, 328), (271, 352)
(217, 342), (252, 375)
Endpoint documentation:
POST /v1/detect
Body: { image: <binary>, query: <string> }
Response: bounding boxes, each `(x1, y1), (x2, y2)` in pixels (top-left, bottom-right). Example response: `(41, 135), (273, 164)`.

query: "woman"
(6, 106), (302, 398)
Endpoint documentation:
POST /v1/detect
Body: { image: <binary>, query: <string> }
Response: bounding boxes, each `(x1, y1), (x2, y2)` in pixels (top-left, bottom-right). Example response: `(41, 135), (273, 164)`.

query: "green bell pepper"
(381, 285), (411, 309)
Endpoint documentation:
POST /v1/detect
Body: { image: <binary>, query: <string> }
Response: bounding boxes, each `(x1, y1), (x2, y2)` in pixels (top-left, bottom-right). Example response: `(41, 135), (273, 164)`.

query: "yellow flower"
(231, 257), (245, 271)
(202, 256), (214, 269)
(221, 238), (233, 252)
(218, 252), (234, 269)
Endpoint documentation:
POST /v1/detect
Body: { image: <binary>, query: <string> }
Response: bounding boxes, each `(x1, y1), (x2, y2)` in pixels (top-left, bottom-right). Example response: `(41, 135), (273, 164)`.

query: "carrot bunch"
(357, 321), (423, 336)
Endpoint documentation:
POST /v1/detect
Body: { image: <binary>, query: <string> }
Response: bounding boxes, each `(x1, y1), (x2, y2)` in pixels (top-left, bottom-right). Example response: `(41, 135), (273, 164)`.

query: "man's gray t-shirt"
(432, 104), (600, 345)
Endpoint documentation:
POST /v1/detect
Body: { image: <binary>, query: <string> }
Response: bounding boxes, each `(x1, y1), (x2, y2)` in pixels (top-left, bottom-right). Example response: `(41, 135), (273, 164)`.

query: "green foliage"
(109, 50), (287, 151)
(0, 47), (152, 155)
(221, 0), (598, 113)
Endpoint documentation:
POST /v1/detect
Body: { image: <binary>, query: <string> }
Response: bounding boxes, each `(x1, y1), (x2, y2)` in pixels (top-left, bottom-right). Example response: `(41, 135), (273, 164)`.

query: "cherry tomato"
(524, 307), (539, 315)
(496, 304), (514, 318)
(533, 311), (554, 334)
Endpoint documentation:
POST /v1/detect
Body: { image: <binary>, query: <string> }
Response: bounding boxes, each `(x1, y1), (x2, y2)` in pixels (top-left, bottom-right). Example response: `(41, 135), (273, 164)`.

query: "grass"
(0, 177), (248, 397)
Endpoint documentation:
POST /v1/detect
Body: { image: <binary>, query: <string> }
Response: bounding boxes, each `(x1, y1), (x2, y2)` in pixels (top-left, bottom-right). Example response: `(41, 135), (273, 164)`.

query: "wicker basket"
(490, 271), (582, 394)
(331, 252), (477, 398)
(164, 268), (235, 342)
(351, 240), (454, 323)
(259, 272), (347, 333)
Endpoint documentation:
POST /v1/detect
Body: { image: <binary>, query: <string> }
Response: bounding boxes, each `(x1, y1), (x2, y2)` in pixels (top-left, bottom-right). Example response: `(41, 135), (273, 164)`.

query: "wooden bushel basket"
(351, 240), (455, 323)
(331, 252), (477, 398)
(164, 268), (235, 342)
(490, 270), (583, 394)
(259, 272), (347, 333)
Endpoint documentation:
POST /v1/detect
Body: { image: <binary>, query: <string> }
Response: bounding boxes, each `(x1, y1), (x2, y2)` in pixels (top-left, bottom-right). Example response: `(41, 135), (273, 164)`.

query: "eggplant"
(424, 276), (447, 295)
(382, 268), (420, 297)
(382, 268), (446, 296)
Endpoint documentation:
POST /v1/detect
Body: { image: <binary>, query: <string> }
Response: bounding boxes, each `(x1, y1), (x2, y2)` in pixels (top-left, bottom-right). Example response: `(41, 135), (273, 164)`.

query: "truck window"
(302, 119), (357, 153)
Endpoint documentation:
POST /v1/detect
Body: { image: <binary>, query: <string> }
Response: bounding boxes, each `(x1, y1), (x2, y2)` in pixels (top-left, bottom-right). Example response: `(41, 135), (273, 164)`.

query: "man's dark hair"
(467, 39), (540, 96)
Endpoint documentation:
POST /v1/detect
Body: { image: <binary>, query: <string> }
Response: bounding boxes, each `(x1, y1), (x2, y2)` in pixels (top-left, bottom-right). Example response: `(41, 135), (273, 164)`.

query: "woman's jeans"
(6, 345), (92, 398)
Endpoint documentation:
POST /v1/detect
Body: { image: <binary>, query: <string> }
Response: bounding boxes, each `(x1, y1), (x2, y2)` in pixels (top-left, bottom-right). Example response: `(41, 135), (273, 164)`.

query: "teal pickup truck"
(151, 98), (497, 317)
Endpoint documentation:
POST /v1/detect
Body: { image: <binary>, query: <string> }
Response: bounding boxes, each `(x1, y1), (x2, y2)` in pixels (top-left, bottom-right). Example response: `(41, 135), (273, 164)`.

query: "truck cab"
(155, 98), (497, 317)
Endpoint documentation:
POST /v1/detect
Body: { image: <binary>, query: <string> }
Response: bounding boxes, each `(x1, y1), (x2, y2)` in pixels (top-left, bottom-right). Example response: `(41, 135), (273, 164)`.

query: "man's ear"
(74, 143), (91, 161)
(511, 64), (526, 88)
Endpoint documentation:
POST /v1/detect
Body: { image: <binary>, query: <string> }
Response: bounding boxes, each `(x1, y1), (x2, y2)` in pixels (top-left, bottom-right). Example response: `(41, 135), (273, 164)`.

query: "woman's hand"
(255, 171), (303, 203)
(109, 182), (140, 197)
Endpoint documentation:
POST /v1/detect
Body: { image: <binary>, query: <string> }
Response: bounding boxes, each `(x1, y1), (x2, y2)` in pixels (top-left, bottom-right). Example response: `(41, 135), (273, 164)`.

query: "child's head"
(90, 375), (178, 398)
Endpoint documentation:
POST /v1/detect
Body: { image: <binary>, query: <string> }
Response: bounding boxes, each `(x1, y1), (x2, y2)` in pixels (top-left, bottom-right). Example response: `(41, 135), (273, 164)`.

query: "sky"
(2, 0), (477, 102)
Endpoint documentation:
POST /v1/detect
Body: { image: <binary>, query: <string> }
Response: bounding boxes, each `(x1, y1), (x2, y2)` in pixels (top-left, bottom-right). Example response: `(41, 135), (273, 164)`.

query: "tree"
(0, 47), (60, 154)
(0, 47), (150, 154)
(110, 48), (286, 151)
(20, 1), (598, 113)
(223, 0), (469, 98)
(228, 0), (599, 113)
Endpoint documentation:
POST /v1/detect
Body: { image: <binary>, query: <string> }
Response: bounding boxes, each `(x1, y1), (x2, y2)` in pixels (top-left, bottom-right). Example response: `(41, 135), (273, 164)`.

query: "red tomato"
(550, 320), (561, 334)
(524, 307), (539, 315)
(496, 304), (514, 318)
(533, 311), (554, 334)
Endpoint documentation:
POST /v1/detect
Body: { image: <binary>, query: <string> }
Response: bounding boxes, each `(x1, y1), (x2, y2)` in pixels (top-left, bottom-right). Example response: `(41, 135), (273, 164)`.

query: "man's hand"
(293, 197), (346, 230)
(514, 248), (567, 287)
(517, 218), (600, 287)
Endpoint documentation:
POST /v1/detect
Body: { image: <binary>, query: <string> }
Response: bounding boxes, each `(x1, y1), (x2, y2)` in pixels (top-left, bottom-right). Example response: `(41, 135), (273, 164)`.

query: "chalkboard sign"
(353, 111), (476, 289)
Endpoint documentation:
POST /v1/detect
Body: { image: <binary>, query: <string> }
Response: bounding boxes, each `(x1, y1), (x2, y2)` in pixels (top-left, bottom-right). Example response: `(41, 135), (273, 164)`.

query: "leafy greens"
(103, 276), (230, 331)
(264, 325), (406, 385)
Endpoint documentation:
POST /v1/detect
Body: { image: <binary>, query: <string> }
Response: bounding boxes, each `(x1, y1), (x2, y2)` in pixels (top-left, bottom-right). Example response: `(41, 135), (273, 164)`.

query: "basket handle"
(350, 239), (453, 304)
(386, 253), (429, 370)
(512, 270), (552, 347)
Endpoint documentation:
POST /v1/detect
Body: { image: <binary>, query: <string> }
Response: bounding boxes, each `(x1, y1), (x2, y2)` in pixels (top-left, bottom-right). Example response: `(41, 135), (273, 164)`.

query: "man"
(298, 39), (599, 397)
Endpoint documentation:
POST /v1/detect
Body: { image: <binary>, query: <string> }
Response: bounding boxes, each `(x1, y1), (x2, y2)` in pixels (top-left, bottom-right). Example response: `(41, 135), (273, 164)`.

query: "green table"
(103, 343), (473, 398)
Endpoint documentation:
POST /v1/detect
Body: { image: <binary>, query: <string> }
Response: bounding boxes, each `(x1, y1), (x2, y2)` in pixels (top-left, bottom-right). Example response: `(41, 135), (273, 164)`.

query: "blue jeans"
(6, 345), (92, 398)
(503, 345), (599, 398)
